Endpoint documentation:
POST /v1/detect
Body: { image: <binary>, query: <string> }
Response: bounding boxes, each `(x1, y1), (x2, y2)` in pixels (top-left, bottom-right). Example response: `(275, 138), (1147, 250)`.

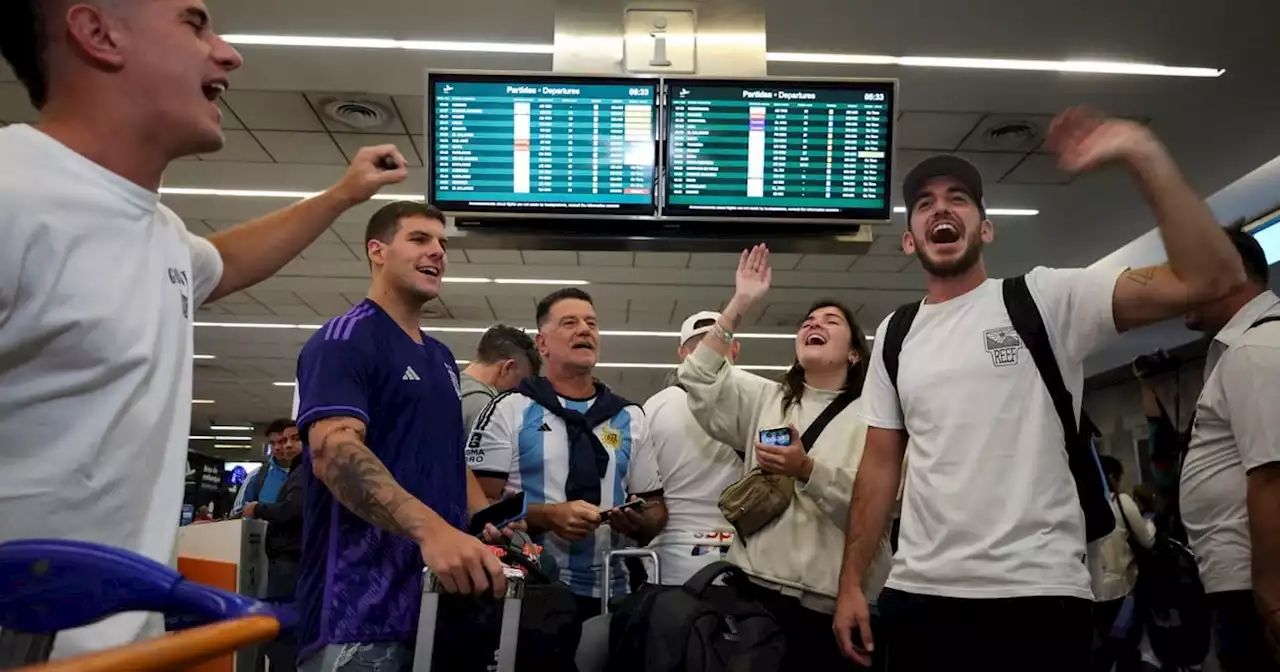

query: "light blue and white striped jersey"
(468, 390), (662, 599)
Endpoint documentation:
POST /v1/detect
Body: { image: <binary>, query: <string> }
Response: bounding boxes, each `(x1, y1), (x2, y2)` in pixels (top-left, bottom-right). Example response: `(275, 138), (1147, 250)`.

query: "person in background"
(469, 287), (668, 624)
(0, 0), (408, 658)
(642, 311), (746, 585)
(834, 108), (1246, 671)
(460, 324), (541, 434)
(242, 419), (305, 672)
(1179, 227), (1280, 671)
(678, 246), (891, 671)
(241, 419), (303, 509)
(293, 202), (509, 671)
(1093, 455), (1155, 672)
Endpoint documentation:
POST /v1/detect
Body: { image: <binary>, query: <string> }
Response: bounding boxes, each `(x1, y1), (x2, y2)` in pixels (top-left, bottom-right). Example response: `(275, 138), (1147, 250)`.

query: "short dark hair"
(1098, 455), (1123, 484)
(1, 0), (48, 108)
(264, 418), (297, 436)
(1226, 222), (1270, 287)
(535, 287), (593, 328)
(476, 324), (540, 372)
(363, 201), (446, 262)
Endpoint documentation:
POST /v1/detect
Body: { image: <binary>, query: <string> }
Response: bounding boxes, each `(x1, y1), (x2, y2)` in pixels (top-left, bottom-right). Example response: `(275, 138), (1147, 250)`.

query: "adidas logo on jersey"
(402, 366), (421, 381)
(538, 423), (552, 432)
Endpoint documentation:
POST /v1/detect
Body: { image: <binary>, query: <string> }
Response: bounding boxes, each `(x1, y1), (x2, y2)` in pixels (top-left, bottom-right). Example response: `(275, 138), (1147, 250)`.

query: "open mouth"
(803, 332), (828, 346)
(928, 221), (961, 245)
(416, 265), (441, 278)
(202, 80), (228, 102)
(571, 342), (596, 351)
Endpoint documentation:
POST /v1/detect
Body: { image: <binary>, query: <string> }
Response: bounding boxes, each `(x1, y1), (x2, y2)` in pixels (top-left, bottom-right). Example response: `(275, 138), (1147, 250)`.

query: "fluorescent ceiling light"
(193, 354), (216, 360)
(494, 278), (590, 286)
(215, 444), (255, 449)
(766, 53), (1223, 78)
(218, 34), (1221, 78)
(193, 399), (215, 404)
(196, 321), (866, 340)
(210, 425), (254, 432)
(223, 34), (555, 55)
(160, 187), (423, 202)
(443, 277), (493, 284)
(189, 435), (216, 440)
(893, 206), (1038, 217)
(189, 435), (255, 442)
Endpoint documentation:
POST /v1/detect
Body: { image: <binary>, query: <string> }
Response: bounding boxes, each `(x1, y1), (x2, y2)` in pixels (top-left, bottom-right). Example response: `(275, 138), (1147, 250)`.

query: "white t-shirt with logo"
(642, 384), (742, 584)
(860, 267), (1120, 600)
(0, 125), (224, 657)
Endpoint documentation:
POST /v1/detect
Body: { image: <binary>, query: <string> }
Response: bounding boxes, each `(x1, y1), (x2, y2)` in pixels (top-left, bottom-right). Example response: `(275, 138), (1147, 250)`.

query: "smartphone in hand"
(758, 427), (792, 447)
(467, 492), (528, 536)
(599, 497), (647, 522)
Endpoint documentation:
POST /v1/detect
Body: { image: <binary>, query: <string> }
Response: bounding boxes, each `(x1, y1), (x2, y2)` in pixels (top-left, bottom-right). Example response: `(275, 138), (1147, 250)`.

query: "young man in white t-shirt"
(0, 0), (407, 658)
(832, 108), (1247, 671)
(642, 311), (745, 584)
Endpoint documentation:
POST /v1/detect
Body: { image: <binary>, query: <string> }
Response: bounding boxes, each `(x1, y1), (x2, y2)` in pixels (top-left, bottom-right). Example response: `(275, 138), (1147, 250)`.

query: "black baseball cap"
(902, 154), (986, 218)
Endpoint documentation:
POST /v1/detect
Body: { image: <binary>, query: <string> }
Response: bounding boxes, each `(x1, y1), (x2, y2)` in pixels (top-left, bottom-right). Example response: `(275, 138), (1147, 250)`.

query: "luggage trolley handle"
(600, 548), (660, 614)
(414, 565), (526, 672)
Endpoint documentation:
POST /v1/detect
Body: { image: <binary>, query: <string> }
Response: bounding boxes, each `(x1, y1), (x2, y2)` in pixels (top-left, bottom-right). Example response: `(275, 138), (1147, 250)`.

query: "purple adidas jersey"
(294, 300), (468, 658)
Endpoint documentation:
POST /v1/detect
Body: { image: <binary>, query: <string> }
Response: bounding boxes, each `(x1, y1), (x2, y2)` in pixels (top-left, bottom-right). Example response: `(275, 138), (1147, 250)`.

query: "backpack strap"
(883, 300), (923, 391)
(1002, 275), (1115, 542)
(1248, 315), (1280, 331)
(799, 387), (859, 453)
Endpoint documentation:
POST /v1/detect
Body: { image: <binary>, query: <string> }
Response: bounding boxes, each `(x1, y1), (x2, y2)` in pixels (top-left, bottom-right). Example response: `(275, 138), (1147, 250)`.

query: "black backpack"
(605, 562), (786, 672)
(881, 275), (1115, 542)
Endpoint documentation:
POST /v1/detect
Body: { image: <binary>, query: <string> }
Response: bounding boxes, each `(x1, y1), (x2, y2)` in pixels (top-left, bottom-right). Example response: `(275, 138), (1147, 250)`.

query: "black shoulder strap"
(1003, 276), (1077, 440)
(1003, 275), (1115, 541)
(1249, 315), (1280, 331)
(800, 387), (859, 453)
(883, 300), (923, 390)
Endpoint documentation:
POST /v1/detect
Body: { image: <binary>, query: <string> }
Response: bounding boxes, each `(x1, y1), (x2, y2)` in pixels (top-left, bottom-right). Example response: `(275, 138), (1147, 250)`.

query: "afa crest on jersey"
(600, 425), (622, 451)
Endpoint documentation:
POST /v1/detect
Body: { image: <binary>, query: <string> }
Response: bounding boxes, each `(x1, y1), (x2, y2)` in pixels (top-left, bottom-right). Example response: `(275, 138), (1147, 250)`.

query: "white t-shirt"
(860, 267), (1120, 600)
(0, 125), (224, 657)
(466, 389), (663, 598)
(642, 385), (742, 584)
(1181, 291), (1280, 594)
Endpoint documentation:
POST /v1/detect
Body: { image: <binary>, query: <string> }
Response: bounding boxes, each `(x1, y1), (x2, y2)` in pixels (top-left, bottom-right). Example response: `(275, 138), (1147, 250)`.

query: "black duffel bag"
(605, 562), (786, 672)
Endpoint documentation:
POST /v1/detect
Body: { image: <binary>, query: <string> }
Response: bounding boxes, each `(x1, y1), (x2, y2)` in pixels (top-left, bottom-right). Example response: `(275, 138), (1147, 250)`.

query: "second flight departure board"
(663, 78), (895, 221)
(428, 72), (658, 216)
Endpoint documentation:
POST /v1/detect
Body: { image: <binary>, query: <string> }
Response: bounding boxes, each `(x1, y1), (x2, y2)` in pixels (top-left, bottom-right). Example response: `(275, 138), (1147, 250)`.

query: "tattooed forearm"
(1123, 267), (1157, 286)
(315, 435), (431, 541)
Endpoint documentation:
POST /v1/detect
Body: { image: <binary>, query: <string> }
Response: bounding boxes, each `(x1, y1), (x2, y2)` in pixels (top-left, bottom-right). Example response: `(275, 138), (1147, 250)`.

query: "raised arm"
(205, 146), (408, 302)
(1047, 108), (1245, 333)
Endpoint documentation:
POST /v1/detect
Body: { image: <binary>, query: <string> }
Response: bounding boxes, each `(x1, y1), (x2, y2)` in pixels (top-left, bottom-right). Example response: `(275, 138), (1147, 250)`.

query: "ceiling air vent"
(323, 99), (390, 130)
(984, 120), (1039, 148)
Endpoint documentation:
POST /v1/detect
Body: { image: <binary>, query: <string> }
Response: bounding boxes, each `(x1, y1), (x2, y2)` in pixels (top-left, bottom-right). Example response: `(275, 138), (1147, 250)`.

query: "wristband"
(710, 323), (735, 344)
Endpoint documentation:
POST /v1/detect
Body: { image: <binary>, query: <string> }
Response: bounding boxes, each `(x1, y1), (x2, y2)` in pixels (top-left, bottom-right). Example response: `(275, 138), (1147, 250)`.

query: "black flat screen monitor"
(427, 71), (659, 217)
(662, 78), (895, 222)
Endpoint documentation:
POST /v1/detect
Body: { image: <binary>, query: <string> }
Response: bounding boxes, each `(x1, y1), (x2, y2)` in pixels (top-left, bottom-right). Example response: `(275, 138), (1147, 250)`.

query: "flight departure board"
(663, 78), (895, 221)
(427, 72), (658, 216)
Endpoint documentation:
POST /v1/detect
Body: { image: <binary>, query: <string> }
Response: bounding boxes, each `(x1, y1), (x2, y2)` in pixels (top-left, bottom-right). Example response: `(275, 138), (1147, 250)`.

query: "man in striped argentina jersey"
(470, 287), (668, 623)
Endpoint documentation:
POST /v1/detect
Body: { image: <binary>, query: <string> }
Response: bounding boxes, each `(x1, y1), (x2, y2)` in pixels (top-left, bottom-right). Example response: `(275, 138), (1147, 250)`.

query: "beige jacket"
(678, 344), (892, 612)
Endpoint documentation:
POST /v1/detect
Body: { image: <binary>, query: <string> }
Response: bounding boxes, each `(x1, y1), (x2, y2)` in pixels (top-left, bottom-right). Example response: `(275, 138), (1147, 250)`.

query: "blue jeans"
(298, 643), (413, 672)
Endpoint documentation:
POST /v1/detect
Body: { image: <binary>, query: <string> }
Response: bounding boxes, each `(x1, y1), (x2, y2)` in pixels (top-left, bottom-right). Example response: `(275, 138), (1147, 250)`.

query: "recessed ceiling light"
(222, 34), (556, 55)
(766, 53), (1224, 78)
(210, 425), (254, 432)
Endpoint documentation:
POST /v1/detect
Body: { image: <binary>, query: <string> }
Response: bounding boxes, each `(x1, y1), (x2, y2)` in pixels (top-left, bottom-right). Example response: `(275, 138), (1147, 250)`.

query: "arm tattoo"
(321, 438), (422, 538)
(1124, 267), (1157, 286)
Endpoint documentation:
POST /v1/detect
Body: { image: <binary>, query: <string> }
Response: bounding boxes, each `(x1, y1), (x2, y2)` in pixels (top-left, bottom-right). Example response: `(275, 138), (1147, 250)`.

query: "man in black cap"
(834, 108), (1246, 670)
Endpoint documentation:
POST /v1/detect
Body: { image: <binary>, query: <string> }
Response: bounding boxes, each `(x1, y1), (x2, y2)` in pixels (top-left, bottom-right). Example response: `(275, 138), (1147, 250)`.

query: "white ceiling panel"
(634, 252), (690, 269)
(394, 96), (426, 135)
(464, 250), (524, 265)
(332, 133), (423, 167)
(896, 111), (983, 151)
(520, 250), (579, 265)
(796, 254), (855, 272)
(955, 151), (1027, 184)
(222, 91), (324, 131)
(254, 131), (347, 165)
(295, 292), (354, 314)
(1001, 153), (1075, 185)
(301, 242), (360, 261)
(200, 130), (273, 163)
(578, 251), (635, 267)
(851, 255), (915, 273)
(688, 253), (743, 270)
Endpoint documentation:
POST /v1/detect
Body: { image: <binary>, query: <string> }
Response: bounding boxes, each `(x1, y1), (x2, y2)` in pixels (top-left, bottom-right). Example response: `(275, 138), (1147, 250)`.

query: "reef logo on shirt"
(983, 326), (1022, 367)
(600, 424), (622, 451)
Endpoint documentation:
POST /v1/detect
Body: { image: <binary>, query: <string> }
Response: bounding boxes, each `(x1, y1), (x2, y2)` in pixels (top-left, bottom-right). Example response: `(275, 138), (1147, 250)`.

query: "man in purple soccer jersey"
(294, 201), (507, 672)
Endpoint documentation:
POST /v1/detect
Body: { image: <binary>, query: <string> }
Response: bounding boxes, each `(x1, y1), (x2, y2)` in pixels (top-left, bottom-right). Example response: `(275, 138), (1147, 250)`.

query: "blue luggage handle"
(0, 539), (293, 634)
